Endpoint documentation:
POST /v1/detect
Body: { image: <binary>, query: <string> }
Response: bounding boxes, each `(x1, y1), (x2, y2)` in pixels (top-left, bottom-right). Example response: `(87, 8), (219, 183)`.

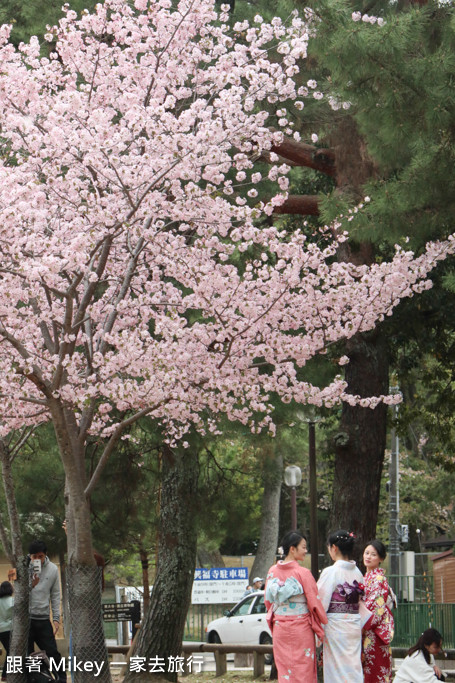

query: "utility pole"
(388, 398), (400, 595)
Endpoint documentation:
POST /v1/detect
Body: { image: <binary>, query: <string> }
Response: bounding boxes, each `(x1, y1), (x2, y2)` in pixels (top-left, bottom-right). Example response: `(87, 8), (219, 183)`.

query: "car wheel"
(260, 633), (273, 665)
(208, 631), (221, 643)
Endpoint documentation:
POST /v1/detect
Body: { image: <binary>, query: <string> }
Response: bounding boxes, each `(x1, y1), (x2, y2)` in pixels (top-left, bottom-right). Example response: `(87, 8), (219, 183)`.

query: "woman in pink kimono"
(317, 529), (366, 683)
(265, 531), (327, 682)
(362, 540), (394, 683)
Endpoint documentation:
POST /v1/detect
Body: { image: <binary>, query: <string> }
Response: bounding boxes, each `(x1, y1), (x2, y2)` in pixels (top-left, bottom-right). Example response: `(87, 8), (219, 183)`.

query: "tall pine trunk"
(328, 118), (389, 555)
(272, 112), (391, 550)
(140, 549), (151, 613)
(123, 446), (199, 683)
(330, 329), (389, 555)
(250, 448), (283, 581)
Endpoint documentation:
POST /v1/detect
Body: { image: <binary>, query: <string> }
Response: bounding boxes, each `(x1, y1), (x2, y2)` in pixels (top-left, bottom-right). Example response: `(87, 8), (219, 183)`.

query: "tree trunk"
(250, 448), (283, 581)
(8, 555), (30, 683)
(0, 511), (12, 564)
(63, 478), (111, 683)
(270, 119), (389, 553)
(0, 440), (23, 563)
(0, 440), (29, 683)
(326, 115), (387, 557)
(60, 551), (70, 644)
(196, 548), (224, 567)
(123, 446), (199, 683)
(140, 548), (150, 613)
(330, 329), (389, 559)
(66, 563), (110, 683)
(49, 402), (111, 682)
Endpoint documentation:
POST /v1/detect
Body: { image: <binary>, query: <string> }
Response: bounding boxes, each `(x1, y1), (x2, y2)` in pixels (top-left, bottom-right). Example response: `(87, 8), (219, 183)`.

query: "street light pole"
(284, 465), (302, 531)
(290, 486), (297, 530)
(308, 421), (319, 580)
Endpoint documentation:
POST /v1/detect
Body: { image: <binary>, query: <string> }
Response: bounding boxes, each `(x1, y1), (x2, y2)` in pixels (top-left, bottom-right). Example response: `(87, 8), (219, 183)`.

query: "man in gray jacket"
(28, 540), (66, 683)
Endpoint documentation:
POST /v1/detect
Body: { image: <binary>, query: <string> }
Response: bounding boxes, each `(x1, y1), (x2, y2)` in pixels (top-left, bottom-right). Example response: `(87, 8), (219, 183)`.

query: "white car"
(205, 591), (273, 662)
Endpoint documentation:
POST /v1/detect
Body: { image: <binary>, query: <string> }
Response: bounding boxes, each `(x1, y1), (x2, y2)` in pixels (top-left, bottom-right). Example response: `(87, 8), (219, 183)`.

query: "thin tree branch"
(84, 403), (169, 497)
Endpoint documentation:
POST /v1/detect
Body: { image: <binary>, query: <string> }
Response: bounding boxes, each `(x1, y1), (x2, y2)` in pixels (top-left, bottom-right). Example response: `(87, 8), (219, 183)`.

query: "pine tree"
(232, 0), (455, 548)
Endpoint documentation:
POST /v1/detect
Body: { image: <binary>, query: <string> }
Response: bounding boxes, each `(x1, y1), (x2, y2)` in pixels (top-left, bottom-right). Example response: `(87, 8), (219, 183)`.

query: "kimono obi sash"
(266, 575), (309, 617)
(274, 593), (308, 616)
(328, 580), (364, 615)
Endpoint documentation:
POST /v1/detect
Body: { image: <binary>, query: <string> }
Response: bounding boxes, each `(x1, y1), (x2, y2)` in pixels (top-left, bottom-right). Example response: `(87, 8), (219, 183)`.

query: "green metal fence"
(184, 601), (455, 648)
(184, 604), (235, 642)
(394, 602), (455, 649)
(387, 575), (455, 648)
(388, 574), (434, 604)
(129, 573), (453, 650)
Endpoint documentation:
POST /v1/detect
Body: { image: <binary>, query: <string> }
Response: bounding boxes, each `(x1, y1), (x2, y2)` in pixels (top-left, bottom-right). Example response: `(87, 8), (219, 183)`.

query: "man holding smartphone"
(28, 540), (66, 683)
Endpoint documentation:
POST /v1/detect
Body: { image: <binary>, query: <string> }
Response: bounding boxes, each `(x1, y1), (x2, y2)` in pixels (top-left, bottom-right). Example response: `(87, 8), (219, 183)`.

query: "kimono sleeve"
(300, 569), (328, 640)
(264, 564), (276, 613)
(302, 570), (328, 639)
(365, 573), (394, 645)
(316, 566), (333, 613)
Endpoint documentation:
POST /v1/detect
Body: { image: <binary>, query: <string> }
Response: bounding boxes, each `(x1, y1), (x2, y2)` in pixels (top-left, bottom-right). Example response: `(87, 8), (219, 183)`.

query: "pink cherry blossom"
(0, 0), (453, 454)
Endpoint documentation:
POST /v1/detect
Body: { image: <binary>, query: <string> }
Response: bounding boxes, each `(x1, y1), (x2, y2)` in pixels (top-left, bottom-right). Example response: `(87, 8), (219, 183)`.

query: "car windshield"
(230, 595), (255, 616)
(251, 595), (266, 614)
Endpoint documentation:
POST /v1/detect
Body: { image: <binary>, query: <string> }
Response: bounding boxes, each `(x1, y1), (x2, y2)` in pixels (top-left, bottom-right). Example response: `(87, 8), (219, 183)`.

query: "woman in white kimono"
(317, 529), (366, 683)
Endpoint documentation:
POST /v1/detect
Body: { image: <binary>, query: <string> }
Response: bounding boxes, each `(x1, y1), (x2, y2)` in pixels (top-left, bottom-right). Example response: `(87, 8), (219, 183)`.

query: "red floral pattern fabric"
(362, 568), (394, 683)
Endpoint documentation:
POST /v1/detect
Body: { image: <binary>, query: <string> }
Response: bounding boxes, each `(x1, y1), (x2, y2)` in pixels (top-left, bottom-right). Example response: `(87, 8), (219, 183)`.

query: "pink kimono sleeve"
(300, 568), (328, 641)
(264, 566), (276, 632)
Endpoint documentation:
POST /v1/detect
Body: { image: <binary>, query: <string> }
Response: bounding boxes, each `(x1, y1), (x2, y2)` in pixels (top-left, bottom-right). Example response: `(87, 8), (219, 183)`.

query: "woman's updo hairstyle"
(327, 529), (356, 558)
(280, 530), (306, 558)
(365, 539), (387, 561)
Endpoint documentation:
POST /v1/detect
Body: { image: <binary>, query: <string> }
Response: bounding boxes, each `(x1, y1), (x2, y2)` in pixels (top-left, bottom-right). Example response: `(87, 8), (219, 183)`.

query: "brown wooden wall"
(432, 554), (455, 603)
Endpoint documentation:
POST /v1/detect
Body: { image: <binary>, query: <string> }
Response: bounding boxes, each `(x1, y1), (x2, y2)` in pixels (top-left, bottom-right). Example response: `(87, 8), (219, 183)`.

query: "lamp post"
(295, 410), (321, 580)
(284, 465), (302, 531)
(308, 420), (318, 580)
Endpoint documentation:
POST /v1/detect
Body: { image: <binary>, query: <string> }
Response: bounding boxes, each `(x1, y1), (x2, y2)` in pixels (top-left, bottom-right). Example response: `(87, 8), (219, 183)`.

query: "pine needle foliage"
(307, 0), (455, 248)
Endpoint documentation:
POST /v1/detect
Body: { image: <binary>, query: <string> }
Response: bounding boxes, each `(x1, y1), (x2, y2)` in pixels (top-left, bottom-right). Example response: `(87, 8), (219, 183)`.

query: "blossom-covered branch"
(0, 0), (453, 452)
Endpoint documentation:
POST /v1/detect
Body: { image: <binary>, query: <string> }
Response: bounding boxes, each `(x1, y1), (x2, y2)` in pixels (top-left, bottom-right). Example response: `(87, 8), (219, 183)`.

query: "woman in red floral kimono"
(362, 540), (395, 683)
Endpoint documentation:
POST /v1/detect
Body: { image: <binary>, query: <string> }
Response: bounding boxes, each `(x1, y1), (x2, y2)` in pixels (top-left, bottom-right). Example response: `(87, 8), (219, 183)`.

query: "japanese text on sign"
(192, 567), (249, 604)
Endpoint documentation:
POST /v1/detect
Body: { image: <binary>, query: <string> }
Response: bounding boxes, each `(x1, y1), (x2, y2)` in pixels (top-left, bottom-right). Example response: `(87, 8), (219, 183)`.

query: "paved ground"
(112, 673), (269, 682)
(108, 647), (455, 683)
(110, 653), (271, 682)
(111, 660), (455, 683)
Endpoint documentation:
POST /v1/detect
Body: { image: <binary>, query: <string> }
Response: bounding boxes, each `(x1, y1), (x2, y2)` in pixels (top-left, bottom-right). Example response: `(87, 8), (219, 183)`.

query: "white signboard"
(191, 567), (249, 604)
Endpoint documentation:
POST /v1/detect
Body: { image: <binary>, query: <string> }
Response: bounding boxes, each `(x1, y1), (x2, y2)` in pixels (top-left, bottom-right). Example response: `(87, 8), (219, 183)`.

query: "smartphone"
(32, 559), (41, 575)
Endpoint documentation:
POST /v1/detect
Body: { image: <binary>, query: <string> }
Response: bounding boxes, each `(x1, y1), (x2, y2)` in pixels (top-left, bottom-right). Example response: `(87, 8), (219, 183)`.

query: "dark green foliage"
(0, 0), (98, 46)
(308, 0), (455, 247)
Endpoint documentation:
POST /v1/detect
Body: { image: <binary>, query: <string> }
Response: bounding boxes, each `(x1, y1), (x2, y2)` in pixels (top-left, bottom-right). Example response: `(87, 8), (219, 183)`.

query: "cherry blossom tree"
(0, 0), (455, 679)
